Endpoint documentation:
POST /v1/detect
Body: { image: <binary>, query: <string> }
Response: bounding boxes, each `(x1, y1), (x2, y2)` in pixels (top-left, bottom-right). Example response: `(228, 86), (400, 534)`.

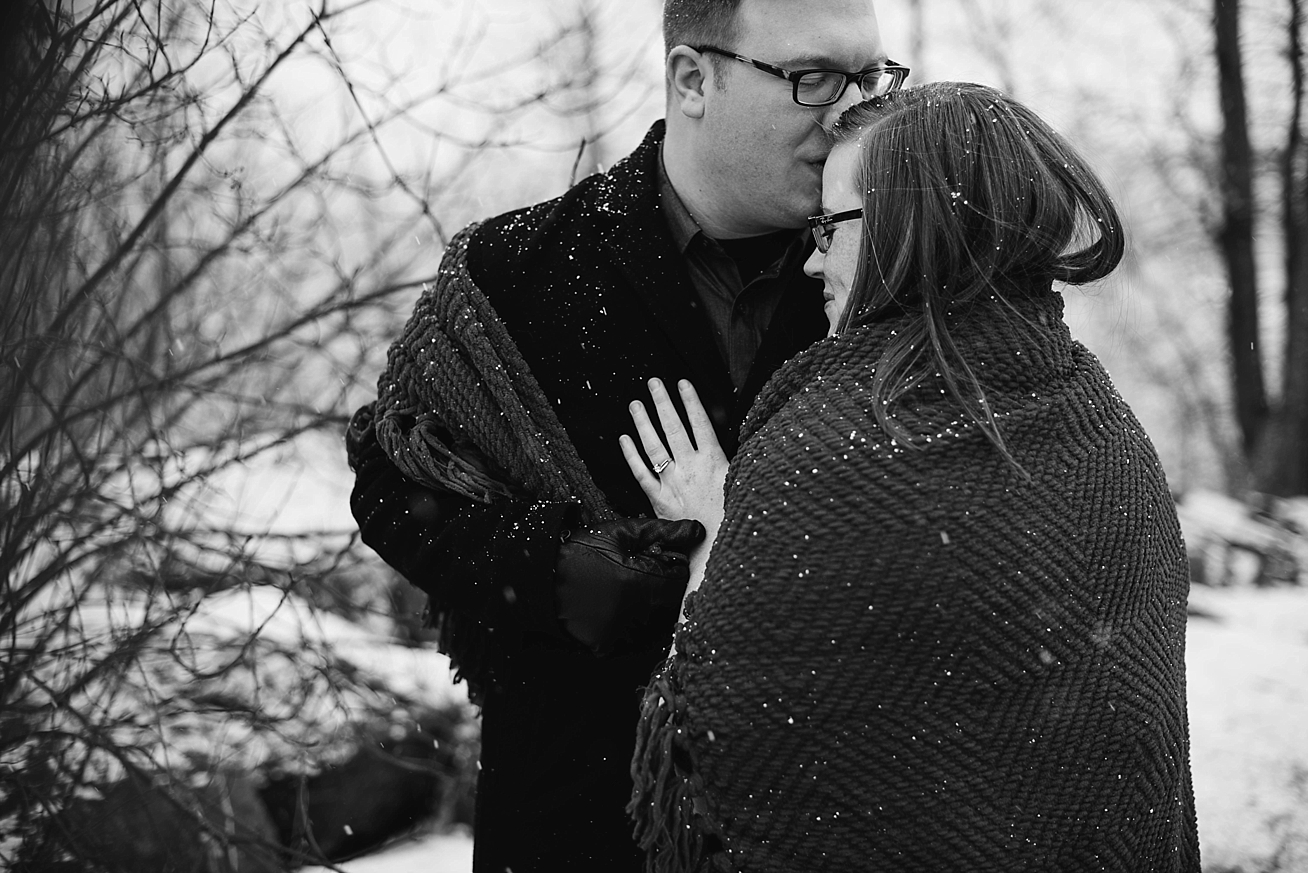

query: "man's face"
(699, 0), (887, 235)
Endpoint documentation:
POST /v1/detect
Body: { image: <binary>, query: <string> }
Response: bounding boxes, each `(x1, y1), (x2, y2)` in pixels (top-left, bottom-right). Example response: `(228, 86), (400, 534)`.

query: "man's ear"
(667, 46), (709, 119)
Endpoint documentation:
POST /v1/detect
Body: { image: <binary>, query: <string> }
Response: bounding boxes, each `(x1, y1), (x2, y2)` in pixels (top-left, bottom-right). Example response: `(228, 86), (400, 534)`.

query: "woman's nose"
(803, 246), (824, 280)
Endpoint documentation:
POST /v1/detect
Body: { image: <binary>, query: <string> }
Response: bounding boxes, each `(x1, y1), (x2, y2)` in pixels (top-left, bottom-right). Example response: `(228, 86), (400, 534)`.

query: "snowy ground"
(307, 584), (1308, 873)
(1186, 585), (1308, 870)
(302, 831), (474, 873)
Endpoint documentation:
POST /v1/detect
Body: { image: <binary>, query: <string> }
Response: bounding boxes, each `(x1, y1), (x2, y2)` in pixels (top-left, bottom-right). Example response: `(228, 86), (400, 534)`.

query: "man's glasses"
(808, 208), (863, 253)
(693, 46), (909, 107)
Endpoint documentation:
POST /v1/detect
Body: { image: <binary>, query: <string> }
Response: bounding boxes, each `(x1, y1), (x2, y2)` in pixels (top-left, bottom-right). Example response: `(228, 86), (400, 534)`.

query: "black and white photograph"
(2, 1), (1306, 871)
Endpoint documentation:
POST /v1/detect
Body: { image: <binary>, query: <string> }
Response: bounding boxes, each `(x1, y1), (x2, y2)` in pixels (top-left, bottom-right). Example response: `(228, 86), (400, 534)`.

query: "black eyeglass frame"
(692, 45), (910, 107)
(808, 208), (863, 253)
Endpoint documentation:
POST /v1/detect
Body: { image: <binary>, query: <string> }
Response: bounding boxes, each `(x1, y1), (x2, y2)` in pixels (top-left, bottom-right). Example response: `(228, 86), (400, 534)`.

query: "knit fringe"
(427, 602), (494, 706)
(375, 224), (617, 524)
(629, 670), (713, 873)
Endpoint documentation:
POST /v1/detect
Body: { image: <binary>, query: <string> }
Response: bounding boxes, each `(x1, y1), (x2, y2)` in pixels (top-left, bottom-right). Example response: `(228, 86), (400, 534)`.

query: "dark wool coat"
(630, 288), (1200, 872)
(349, 121), (825, 873)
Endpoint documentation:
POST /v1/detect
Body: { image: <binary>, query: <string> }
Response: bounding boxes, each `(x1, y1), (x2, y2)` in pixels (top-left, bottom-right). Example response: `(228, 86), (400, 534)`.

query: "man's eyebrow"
(774, 53), (890, 70)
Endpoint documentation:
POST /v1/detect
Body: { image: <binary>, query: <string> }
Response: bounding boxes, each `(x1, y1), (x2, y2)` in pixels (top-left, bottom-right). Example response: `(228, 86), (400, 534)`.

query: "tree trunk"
(1253, 0), (1308, 495)
(909, 0), (926, 82)
(571, 0), (607, 183)
(1214, 0), (1269, 458)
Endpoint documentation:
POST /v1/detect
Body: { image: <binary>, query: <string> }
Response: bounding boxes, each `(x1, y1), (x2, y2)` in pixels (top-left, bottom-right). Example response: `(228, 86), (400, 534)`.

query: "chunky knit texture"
(367, 225), (620, 700)
(372, 225), (616, 522)
(630, 287), (1199, 872)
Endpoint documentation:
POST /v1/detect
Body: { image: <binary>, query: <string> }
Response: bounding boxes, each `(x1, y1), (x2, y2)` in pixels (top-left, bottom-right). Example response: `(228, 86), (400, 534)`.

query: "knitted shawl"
(372, 224), (614, 522)
(368, 225), (618, 694)
(630, 288), (1199, 872)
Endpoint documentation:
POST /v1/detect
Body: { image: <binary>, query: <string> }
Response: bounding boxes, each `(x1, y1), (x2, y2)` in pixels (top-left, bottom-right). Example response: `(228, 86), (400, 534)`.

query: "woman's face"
(804, 142), (864, 336)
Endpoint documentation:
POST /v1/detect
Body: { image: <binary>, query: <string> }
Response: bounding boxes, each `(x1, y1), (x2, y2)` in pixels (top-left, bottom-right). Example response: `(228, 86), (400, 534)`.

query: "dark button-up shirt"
(658, 150), (811, 391)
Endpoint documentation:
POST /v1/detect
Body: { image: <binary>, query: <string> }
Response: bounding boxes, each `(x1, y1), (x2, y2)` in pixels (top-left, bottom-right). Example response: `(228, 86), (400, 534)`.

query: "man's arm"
(346, 405), (703, 658)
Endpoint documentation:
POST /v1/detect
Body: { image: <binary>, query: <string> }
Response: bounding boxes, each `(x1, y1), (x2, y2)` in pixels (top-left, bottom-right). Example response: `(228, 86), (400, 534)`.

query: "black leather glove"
(554, 517), (706, 656)
(347, 405), (469, 584)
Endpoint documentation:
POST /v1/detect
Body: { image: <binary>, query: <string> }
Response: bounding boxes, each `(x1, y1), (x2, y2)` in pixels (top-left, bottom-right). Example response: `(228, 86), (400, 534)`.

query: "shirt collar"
(658, 142), (811, 263)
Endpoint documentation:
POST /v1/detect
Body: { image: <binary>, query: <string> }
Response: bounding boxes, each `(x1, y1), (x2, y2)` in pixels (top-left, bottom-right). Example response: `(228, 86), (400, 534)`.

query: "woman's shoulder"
(741, 322), (895, 440)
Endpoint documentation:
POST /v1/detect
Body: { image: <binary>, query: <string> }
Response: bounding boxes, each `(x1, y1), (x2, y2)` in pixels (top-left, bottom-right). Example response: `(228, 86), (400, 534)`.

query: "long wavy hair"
(830, 82), (1124, 465)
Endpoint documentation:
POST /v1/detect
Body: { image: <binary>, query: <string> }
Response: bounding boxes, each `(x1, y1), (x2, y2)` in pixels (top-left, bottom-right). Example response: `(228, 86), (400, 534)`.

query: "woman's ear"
(666, 46), (708, 119)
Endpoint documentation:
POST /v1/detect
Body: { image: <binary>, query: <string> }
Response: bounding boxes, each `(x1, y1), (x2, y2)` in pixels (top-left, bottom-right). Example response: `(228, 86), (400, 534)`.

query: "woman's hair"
(829, 81), (1124, 464)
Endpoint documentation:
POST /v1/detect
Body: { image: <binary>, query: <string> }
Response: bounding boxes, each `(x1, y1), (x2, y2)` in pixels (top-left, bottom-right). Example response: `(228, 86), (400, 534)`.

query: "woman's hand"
(620, 378), (728, 530)
(620, 378), (728, 610)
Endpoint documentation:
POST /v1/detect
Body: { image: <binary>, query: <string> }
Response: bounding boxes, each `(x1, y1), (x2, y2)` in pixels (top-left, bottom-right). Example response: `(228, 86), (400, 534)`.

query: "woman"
(622, 83), (1199, 872)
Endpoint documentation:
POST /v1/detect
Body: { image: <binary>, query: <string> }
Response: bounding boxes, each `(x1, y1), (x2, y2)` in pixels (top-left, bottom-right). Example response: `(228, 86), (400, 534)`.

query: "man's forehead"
(733, 0), (885, 66)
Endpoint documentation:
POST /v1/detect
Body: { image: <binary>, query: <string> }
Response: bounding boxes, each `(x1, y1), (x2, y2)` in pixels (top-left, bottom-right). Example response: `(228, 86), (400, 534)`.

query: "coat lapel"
(590, 123), (735, 401)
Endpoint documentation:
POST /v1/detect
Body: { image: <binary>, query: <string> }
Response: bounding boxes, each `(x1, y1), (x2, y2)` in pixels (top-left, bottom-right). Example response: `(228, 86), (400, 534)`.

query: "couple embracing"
(347, 1), (1200, 871)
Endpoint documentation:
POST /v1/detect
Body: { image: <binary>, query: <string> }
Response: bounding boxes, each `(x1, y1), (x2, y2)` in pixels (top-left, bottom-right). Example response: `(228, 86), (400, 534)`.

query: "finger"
(648, 377), (694, 455)
(619, 434), (662, 497)
(677, 380), (719, 455)
(628, 400), (672, 466)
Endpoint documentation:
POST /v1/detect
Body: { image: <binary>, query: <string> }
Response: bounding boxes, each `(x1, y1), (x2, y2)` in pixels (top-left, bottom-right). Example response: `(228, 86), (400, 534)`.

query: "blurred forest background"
(1, 0), (1305, 870)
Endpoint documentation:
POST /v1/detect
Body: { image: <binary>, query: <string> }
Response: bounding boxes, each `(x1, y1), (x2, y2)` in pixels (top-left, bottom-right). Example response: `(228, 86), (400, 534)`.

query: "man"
(346, 1), (901, 869)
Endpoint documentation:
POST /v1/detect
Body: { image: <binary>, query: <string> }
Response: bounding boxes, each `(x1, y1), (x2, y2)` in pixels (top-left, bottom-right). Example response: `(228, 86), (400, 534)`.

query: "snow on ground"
(1187, 585), (1308, 870)
(21, 584), (469, 781)
(302, 830), (474, 873)
(310, 585), (1308, 873)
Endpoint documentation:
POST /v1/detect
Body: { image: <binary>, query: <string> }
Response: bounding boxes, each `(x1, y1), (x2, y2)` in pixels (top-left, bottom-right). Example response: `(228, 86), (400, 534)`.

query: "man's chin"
(798, 170), (823, 208)
(789, 191), (823, 227)
(753, 183), (821, 230)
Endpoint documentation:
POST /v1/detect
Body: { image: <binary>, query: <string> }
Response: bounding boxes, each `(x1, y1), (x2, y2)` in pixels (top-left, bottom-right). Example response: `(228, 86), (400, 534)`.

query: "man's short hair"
(663, 0), (744, 79)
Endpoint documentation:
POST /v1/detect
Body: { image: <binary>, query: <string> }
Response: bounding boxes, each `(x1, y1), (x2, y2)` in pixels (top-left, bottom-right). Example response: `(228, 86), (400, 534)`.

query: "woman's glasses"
(808, 208), (863, 253)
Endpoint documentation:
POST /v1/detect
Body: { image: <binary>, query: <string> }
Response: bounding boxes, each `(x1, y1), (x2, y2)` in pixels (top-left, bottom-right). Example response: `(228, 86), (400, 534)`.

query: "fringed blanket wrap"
(630, 288), (1199, 872)
(371, 224), (612, 519)
(366, 225), (616, 690)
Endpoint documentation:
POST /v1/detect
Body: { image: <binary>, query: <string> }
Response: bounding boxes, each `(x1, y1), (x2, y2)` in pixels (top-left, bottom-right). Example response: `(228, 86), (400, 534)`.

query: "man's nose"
(820, 83), (867, 128)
